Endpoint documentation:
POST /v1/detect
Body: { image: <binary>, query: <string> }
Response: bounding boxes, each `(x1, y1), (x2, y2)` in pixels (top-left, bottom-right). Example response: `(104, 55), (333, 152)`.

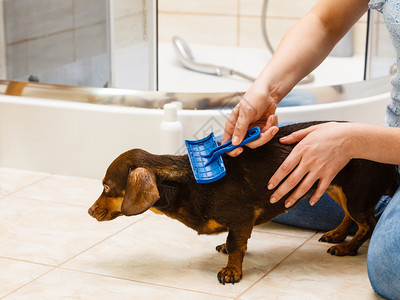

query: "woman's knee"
(367, 192), (400, 299)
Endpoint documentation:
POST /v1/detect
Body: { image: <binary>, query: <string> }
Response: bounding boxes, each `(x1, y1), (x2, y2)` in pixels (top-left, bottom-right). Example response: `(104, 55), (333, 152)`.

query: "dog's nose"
(88, 207), (94, 216)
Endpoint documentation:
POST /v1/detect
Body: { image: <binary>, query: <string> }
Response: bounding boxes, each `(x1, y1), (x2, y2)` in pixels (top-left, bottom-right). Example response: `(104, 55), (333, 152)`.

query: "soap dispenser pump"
(159, 103), (184, 154)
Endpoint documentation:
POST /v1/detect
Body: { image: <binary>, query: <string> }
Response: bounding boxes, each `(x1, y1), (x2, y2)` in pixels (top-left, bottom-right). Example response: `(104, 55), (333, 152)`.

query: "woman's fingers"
(231, 100), (257, 145)
(222, 104), (240, 144)
(247, 115), (279, 148)
(268, 150), (302, 195)
(279, 125), (316, 144)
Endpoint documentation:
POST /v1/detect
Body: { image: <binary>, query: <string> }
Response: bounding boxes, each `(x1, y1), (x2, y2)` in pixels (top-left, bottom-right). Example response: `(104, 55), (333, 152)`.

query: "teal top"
(369, 0), (400, 127)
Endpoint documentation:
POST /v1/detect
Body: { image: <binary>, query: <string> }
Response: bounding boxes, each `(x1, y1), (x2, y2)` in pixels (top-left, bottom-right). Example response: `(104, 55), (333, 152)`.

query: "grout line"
(8, 194), (100, 210)
(159, 11), (237, 18)
(235, 231), (319, 299)
(0, 256), (56, 268)
(56, 215), (151, 268)
(0, 175), (51, 199)
(6, 20), (107, 47)
(159, 10), (304, 21)
(1, 266), (58, 299)
(55, 267), (234, 299)
(252, 227), (316, 239)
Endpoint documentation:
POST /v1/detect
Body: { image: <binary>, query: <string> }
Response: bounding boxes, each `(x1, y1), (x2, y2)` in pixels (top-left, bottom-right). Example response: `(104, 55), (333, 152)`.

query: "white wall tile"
(114, 0), (144, 19)
(240, 0), (317, 18)
(159, 0), (238, 15)
(114, 14), (145, 49)
(158, 13), (238, 47)
(75, 23), (108, 60)
(239, 16), (297, 49)
(74, 0), (107, 28)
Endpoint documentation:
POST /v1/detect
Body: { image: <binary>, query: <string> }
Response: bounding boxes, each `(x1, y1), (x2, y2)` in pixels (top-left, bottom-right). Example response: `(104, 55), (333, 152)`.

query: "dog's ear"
(121, 167), (159, 216)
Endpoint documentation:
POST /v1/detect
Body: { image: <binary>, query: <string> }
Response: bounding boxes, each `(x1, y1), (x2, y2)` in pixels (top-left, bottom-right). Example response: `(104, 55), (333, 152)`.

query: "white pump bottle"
(159, 103), (184, 154)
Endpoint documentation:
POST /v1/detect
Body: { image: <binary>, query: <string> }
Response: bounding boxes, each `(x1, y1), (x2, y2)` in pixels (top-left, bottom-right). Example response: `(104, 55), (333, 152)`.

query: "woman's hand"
(268, 122), (354, 208)
(222, 88), (279, 157)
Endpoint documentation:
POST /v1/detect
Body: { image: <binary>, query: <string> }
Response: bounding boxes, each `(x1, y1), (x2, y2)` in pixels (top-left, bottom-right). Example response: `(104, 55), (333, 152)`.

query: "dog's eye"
(104, 185), (110, 192)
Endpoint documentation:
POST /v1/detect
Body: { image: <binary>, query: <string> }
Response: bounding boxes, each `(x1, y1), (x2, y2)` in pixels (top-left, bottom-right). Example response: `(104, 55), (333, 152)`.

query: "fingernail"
(270, 197), (277, 204)
(232, 136), (239, 145)
(285, 201), (292, 208)
(267, 183), (274, 190)
(272, 128), (278, 135)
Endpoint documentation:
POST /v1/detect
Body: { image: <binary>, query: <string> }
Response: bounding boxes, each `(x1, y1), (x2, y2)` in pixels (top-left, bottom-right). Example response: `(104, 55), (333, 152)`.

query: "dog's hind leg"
(327, 213), (376, 256)
(319, 214), (354, 244)
(217, 223), (253, 285)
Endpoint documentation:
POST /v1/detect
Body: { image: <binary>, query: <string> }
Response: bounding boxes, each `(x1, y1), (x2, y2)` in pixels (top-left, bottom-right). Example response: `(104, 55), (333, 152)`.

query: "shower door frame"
(0, 0), (6, 79)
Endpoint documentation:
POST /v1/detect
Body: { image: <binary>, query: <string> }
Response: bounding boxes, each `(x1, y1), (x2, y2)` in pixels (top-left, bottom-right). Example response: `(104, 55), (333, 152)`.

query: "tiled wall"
(158, 0), (368, 56)
(113, 0), (148, 49)
(3, 0), (109, 86)
(2, 0), (148, 86)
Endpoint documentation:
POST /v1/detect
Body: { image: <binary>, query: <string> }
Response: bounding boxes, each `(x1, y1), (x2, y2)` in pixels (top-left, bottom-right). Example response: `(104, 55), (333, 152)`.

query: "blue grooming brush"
(185, 127), (261, 183)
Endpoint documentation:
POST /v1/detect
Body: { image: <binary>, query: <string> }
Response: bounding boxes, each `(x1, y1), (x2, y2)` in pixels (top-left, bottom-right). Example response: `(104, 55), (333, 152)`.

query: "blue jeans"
(367, 186), (400, 300)
(273, 188), (400, 299)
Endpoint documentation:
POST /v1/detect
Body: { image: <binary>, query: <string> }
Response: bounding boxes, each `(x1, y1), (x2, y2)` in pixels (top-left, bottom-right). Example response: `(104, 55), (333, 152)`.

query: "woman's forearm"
(349, 124), (400, 165)
(254, 0), (370, 103)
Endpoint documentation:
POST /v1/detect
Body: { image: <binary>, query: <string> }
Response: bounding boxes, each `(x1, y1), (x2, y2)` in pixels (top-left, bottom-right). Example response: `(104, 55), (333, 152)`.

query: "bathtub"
(0, 76), (391, 179)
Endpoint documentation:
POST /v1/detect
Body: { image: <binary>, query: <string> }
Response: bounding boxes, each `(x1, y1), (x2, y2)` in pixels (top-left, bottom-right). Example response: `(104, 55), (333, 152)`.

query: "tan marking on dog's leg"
(325, 185), (375, 256)
(327, 185), (348, 209)
(201, 219), (226, 234)
(217, 215), (256, 284)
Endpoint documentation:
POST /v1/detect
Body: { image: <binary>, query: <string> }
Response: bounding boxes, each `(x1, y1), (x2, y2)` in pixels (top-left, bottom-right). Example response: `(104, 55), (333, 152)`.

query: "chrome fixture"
(172, 36), (256, 82)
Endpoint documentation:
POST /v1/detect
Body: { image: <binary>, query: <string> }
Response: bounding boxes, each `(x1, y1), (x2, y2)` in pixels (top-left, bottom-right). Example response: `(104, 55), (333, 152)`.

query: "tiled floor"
(0, 167), (382, 299)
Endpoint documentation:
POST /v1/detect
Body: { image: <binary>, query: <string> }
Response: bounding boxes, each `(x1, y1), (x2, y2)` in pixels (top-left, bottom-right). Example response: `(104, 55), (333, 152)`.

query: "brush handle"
(203, 126), (261, 165)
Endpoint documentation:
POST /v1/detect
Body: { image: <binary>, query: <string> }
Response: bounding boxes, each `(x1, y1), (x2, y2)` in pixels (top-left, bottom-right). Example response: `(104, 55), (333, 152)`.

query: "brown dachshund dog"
(88, 121), (398, 284)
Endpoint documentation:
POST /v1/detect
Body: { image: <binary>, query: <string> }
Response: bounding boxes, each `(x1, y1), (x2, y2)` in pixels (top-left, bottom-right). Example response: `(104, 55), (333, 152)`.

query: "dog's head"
(88, 149), (163, 221)
(88, 166), (160, 221)
(88, 149), (184, 222)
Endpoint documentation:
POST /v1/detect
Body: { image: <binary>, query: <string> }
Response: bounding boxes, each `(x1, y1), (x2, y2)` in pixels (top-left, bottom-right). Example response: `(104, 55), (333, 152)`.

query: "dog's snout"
(88, 203), (98, 217)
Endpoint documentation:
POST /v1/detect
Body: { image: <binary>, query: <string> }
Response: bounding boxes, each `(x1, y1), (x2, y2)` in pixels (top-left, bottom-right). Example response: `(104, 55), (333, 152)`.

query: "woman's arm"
(268, 123), (400, 209)
(223, 0), (370, 155)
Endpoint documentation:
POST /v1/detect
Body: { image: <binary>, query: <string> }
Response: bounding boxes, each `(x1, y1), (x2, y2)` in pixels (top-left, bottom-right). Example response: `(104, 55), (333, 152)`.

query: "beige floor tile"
(254, 221), (317, 238)
(239, 241), (381, 299)
(0, 258), (52, 298)
(12, 174), (102, 207)
(0, 168), (49, 198)
(4, 268), (227, 300)
(63, 213), (309, 298)
(0, 196), (140, 265)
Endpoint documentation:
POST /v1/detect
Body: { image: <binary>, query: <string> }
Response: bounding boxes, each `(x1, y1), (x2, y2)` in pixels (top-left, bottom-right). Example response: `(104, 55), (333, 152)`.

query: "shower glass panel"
(1, 0), (157, 90)
(365, 9), (396, 80)
(2, 0), (110, 87)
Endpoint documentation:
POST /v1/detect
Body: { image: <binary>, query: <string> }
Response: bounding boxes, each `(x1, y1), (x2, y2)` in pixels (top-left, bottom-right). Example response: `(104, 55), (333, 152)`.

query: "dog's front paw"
(216, 243), (228, 254)
(217, 266), (242, 285)
(327, 244), (358, 256)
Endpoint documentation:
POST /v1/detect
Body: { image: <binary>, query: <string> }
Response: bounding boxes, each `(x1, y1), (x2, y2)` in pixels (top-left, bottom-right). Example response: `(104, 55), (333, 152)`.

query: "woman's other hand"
(268, 122), (354, 208)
